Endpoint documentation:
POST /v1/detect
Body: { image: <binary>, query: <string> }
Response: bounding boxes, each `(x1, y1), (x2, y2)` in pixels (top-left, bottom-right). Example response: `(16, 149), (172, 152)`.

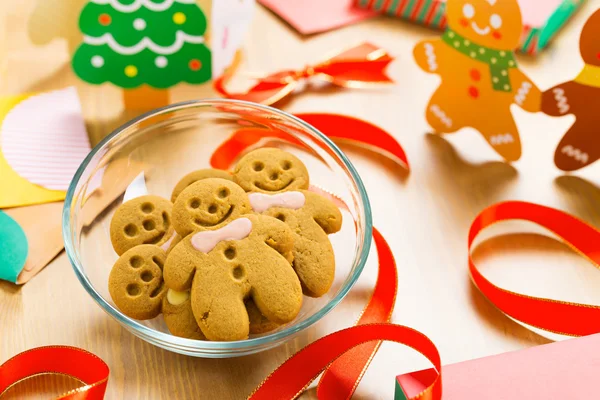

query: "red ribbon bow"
(214, 43), (394, 105)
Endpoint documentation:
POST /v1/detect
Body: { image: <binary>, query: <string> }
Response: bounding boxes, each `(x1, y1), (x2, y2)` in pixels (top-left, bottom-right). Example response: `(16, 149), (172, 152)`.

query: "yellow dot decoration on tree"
(124, 65), (138, 78)
(173, 12), (186, 24)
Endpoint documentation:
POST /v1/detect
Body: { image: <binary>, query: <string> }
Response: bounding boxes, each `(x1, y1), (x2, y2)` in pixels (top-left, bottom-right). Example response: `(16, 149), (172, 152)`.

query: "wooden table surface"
(2, 1), (600, 399)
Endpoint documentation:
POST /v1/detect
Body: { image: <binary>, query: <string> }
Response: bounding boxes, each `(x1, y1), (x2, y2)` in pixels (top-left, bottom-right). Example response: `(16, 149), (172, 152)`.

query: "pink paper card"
(259, 0), (377, 35)
(396, 334), (600, 399)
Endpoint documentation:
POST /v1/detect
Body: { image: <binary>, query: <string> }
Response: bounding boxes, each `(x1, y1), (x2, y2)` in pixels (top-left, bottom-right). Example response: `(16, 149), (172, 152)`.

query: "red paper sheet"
(258, 0), (377, 34)
(396, 333), (600, 399)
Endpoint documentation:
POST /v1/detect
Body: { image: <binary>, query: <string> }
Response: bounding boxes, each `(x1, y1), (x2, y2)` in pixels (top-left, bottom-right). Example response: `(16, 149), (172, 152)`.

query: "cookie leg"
(554, 122), (599, 171)
(293, 232), (335, 298)
(480, 116), (522, 162)
(191, 268), (250, 341)
(425, 91), (460, 134)
(250, 252), (302, 324)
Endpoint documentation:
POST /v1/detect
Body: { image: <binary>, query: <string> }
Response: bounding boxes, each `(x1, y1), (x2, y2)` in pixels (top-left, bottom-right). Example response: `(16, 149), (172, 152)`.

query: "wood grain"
(2, 1), (600, 399)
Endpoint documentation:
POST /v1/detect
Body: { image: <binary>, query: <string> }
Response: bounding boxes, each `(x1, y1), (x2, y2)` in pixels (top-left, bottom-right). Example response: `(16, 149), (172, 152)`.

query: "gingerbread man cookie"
(414, 0), (541, 162)
(541, 9), (600, 171)
(109, 245), (167, 320)
(249, 190), (342, 297)
(172, 178), (252, 237)
(164, 214), (301, 341)
(233, 148), (309, 193)
(110, 195), (176, 256)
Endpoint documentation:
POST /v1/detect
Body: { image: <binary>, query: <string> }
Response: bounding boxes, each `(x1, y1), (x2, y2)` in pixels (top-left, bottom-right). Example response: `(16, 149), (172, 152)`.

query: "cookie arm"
(541, 82), (574, 116)
(163, 240), (198, 291)
(413, 39), (444, 74)
(510, 69), (541, 112)
(251, 214), (294, 260)
(304, 191), (342, 234)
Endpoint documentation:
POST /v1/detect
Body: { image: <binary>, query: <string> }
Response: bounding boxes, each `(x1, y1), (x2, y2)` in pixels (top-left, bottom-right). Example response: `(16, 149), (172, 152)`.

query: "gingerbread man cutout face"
(172, 178), (252, 237)
(446, 0), (522, 51)
(164, 214), (302, 341)
(541, 9), (600, 171)
(413, 0), (541, 162)
(233, 148), (309, 193)
(249, 191), (342, 297)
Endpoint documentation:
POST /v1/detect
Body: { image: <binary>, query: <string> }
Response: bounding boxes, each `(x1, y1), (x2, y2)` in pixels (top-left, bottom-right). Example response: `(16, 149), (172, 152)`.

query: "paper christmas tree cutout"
(541, 8), (600, 172)
(413, 0), (541, 162)
(72, 0), (212, 89)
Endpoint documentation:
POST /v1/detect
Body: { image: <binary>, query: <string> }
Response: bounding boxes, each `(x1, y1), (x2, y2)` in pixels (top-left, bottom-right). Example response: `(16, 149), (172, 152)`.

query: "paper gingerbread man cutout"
(414, 0), (541, 162)
(541, 9), (600, 172)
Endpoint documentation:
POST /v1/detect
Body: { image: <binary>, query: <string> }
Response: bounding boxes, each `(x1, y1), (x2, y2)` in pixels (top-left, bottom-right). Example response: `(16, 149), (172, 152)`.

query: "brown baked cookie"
(171, 169), (233, 203)
(164, 214), (301, 341)
(172, 178), (252, 237)
(162, 289), (206, 340)
(110, 195), (175, 256)
(246, 298), (280, 334)
(109, 245), (167, 320)
(233, 148), (309, 193)
(249, 190), (342, 297)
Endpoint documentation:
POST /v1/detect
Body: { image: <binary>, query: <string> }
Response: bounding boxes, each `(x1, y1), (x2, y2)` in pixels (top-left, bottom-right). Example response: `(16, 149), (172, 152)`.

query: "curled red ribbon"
(469, 201), (600, 336)
(0, 346), (109, 399)
(214, 43), (394, 105)
(249, 229), (441, 400)
(210, 113), (409, 171)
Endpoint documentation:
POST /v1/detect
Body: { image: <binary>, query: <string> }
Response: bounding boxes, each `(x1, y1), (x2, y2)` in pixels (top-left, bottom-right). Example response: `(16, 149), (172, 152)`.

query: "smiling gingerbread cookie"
(171, 178), (252, 237)
(413, 0), (541, 162)
(541, 9), (600, 171)
(164, 214), (301, 341)
(233, 148), (309, 193)
(110, 195), (176, 256)
(248, 190), (342, 297)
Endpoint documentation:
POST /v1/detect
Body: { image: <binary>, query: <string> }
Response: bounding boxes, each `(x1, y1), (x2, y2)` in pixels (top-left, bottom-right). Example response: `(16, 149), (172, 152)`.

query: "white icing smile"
(471, 22), (490, 36)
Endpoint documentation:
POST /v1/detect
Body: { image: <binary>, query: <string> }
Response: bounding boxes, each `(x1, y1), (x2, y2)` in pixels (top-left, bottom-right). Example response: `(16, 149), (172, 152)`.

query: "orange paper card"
(413, 0), (541, 162)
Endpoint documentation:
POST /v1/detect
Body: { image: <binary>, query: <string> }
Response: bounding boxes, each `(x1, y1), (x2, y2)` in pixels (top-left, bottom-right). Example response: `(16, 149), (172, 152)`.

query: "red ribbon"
(210, 113), (409, 171)
(249, 229), (441, 400)
(0, 346), (109, 399)
(214, 43), (394, 106)
(469, 201), (600, 336)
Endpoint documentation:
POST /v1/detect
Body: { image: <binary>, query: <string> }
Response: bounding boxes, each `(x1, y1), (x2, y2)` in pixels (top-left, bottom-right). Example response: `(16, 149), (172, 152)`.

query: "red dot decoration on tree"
(470, 69), (481, 81)
(189, 59), (202, 71)
(468, 86), (479, 99)
(98, 13), (112, 26)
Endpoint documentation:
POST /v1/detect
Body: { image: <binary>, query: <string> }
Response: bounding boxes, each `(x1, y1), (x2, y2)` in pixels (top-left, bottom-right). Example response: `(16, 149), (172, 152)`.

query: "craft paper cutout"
(214, 43), (394, 106)
(0, 87), (91, 208)
(209, 113), (409, 171)
(396, 333), (600, 399)
(413, 0), (541, 162)
(0, 211), (29, 283)
(259, 0), (377, 35)
(72, 0), (211, 109)
(4, 202), (64, 285)
(356, 0), (584, 55)
(541, 8), (600, 172)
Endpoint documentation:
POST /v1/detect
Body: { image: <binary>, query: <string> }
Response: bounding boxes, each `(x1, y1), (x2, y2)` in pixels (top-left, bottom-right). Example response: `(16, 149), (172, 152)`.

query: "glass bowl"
(63, 99), (372, 358)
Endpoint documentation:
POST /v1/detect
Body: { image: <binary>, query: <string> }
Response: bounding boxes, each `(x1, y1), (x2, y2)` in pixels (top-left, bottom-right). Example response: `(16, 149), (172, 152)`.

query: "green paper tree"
(72, 0), (212, 89)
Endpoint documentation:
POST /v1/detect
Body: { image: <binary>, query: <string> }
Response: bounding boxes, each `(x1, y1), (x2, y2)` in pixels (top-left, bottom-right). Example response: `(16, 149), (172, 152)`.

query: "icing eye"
(490, 14), (502, 29)
(253, 162), (264, 171)
(462, 3), (475, 19)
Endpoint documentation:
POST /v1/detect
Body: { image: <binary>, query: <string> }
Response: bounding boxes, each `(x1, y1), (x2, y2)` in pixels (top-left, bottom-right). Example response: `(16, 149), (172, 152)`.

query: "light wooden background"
(2, 1), (600, 399)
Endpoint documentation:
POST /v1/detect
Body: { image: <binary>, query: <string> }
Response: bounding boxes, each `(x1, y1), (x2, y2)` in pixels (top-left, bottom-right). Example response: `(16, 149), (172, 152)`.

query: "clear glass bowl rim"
(62, 98), (373, 352)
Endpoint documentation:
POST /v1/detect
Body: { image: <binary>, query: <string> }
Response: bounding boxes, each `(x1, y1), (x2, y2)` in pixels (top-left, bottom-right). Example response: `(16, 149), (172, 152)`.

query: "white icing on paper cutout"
(83, 31), (204, 56)
(90, 0), (195, 13)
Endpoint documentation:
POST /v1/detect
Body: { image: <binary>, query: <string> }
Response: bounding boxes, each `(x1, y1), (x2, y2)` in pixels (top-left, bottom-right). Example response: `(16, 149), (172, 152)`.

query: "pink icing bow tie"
(191, 218), (252, 253)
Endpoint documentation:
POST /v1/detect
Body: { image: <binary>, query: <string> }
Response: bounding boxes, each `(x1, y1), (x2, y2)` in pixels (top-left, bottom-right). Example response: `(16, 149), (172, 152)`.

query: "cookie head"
(171, 168), (233, 203)
(108, 245), (167, 320)
(110, 195), (174, 256)
(172, 178), (252, 236)
(233, 148), (309, 193)
(446, 0), (522, 50)
(579, 9), (600, 66)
